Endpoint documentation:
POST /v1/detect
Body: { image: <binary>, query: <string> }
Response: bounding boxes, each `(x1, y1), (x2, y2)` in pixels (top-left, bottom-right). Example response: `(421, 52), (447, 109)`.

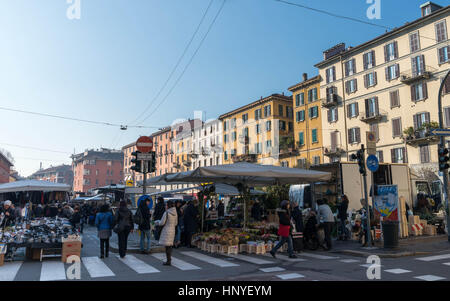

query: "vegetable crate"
(256, 244), (266, 255)
(227, 245), (238, 255)
(239, 244), (248, 253)
(219, 245), (229, 254)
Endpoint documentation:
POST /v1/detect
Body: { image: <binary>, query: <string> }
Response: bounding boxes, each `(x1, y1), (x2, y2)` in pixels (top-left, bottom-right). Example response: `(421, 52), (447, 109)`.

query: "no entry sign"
(136, 136), (153, 153)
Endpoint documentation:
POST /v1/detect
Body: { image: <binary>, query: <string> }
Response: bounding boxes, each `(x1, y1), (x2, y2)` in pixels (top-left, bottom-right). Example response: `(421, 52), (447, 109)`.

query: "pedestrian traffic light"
(131, 151), (142, 173)
(351, 150), (366, 175)
(438, 147), (449, 172)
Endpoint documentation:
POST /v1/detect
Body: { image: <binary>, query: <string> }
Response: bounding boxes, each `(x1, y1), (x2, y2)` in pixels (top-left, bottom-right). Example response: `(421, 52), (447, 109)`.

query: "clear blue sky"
(0, 0), (442, 176)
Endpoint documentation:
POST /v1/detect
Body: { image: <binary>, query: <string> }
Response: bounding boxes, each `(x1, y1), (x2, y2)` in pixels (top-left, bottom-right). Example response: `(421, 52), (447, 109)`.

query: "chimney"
(302, 73), (308, 81)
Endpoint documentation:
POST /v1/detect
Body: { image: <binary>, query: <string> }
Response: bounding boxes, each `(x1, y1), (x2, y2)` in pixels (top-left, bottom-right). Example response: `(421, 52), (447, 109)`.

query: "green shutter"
(312, 129), (317, 143)
(299, 132), (304, 145)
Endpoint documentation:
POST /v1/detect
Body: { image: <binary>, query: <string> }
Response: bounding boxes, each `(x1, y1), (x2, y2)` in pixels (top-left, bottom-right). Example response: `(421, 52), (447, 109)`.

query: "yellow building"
(219, 93), (295, 167)
(288, 73), (324, 168)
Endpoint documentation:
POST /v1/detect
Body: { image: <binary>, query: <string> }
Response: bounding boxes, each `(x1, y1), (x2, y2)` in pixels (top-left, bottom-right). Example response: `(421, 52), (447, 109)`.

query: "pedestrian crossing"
(0, 250), (448, 281)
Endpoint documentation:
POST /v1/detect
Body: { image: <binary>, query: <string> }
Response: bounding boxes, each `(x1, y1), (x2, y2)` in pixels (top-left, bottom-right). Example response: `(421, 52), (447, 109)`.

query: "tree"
(262, 185), (290, 209)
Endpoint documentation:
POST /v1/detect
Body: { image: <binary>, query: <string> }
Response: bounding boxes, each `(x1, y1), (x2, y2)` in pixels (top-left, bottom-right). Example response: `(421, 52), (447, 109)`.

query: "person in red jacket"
(269, 200), (297, 259)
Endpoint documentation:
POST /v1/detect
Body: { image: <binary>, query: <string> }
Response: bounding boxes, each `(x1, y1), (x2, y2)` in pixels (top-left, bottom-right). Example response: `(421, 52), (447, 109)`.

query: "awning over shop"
(0, 180), (71, 193)
(149, 183), (266, 196)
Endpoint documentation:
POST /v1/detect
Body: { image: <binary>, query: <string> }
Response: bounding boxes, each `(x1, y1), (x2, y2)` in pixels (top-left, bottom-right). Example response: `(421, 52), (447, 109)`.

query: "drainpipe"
(340, 55), (349, 161)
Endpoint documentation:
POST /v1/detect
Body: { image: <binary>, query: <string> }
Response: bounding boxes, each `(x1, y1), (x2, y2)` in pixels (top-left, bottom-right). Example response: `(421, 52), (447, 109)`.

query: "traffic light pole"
(361, 145), (372, 247)
(438, 69), (450, 242)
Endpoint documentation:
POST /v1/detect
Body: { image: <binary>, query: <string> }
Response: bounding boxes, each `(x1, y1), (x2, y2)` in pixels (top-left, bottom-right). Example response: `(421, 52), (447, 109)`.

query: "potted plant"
(403, 127), (414, 140)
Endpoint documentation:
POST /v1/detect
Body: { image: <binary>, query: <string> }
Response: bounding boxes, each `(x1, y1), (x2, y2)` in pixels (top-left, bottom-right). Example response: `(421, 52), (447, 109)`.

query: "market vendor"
(0, 200), (16, 228)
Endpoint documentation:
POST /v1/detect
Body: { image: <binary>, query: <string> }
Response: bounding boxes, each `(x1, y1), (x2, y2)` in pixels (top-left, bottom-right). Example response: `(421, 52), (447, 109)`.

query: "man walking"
(153, 197), (165, 241)
(137, 197), (152, 254)
(317, 198), (335, 251)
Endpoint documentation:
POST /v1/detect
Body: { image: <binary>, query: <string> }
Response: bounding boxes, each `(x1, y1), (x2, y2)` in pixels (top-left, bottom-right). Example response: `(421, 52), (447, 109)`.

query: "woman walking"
(269, 200), (297, 259)
(95, 204), (113, 258)
(114, 200), (134, 258)
(155, 200), (178, 266)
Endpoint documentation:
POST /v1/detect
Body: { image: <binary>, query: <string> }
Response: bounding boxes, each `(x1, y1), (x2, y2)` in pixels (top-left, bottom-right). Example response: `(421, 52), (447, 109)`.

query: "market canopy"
(149, 183), (266, 196)
(165, 162), (332, 185)
(0, 180), (71, 193)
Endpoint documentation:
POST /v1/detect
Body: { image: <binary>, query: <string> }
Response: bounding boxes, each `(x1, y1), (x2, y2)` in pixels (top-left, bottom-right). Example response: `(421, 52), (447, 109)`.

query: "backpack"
(133, 207), (144, 225)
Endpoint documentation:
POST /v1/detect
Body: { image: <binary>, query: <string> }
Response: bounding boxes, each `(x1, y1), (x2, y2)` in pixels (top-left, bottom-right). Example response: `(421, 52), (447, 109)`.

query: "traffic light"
(351, 150), (366, 175)
(438, 147), (449, 172)
(147, 151), (156, 173)
(131, 151), (142, 173)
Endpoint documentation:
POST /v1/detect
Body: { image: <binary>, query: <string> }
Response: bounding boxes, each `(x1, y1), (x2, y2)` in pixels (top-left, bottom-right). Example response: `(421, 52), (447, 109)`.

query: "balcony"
(400, 67), (436, 84)
(279, 148), (299, 158)
(183, 160), (191, 167)
(174, 163), (181, 169)
(403, 128), (439, 146)
(324, 145), (346, 157)
(360, 110), (386, 123)
(188, 152), (199, 159)
(232, 154), (257, 163)
(321, 94), (338, 108)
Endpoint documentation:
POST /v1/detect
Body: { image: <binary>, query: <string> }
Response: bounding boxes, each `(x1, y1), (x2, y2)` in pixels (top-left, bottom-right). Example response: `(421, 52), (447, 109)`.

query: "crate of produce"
(247, 244), (257, 254)
(219, 245), (229, 254)
(256, 243), (266, 255)
(227, 245), (238, 255)
(201, 241), (208, 251)
(239, 244), (248, 253)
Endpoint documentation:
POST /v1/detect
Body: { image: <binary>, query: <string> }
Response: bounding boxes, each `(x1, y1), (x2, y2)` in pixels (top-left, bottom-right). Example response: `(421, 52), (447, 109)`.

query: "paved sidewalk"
(330, 235), (450, 258)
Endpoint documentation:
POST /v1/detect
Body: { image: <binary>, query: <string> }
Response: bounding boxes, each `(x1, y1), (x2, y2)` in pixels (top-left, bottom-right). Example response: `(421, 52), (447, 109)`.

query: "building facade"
(190, 119), (223, 169)
(152, 126), (176, 177)
(219, 93), (295, 167)
(0, 152), (13, 184)
(30, 164), (74, 187)
(288, 73), (324, 169)
(315, 2), (450, 175)
(72, 148), (124, 194)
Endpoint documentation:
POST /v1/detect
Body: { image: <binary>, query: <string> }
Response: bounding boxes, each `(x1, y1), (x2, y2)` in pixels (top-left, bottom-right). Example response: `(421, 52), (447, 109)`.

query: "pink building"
(0, 152), (13, 184)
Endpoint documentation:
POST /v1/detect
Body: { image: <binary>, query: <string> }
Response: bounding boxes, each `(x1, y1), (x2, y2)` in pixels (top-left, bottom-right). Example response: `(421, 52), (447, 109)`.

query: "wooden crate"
(247, 244), (257, 254)
(228, 245), (238, 255)
(239, 244), (248, 253)
(0, 254), (4, 267)
(219, 245), (228, 254)
(256, 244), (266, 255)
(201, 241), (208, 251)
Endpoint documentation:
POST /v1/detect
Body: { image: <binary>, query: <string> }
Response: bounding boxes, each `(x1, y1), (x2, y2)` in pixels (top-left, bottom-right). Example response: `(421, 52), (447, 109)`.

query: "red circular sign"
(136, 136), (153, 153)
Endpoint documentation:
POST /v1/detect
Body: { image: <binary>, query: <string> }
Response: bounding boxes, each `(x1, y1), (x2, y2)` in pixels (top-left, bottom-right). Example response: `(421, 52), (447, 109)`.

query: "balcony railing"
(324, 145), (346, 157)
(232, 154), (257, 163)
(279, 148), (298, 158)
(403, 129), (439, 146)
(400, 66), (436, 84)
(360, 109), (386, 123)
(183, 160), (191, 167)
(321, 94), (338, 108)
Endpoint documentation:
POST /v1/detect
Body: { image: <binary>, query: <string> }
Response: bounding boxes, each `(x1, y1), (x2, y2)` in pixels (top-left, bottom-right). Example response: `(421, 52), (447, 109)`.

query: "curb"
(332, 249), (431, 258)
(109, 244), (165, 254)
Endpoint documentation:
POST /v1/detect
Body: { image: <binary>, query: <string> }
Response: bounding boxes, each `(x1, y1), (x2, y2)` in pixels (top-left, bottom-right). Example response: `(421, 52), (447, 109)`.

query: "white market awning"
(0, 180), (71, 193)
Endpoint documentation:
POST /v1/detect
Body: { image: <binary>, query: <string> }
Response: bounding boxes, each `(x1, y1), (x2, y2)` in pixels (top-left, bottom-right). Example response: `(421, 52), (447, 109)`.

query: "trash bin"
(382, 221), (399, 248)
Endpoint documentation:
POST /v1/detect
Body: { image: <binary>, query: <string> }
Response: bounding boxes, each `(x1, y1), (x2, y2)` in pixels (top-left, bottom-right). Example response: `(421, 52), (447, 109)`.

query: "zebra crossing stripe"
(340, 259), (359, 263)
(181, 251), (239, 267)
(151, 253), (201, 271)
(298, 252), (338, 260)
(117, 255), (160, 274)
(225, 254), (274, 265)
(276, 273), (305, 280)
(416, 254), (450, 262)
(0, 261), (22, 281)
(263, 253), (306, 262)
(414, 275), (446, 281)
(384, 269), (411, 274)
(260, 267), (285, 273)
(40, 261), (66, 281)
(82, 257), (115, 278)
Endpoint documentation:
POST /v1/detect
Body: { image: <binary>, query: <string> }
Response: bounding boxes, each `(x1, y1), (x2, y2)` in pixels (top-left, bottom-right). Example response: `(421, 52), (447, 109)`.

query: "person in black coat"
(138, 198), (152, 254)
(70, 206), (82, 232)
(0, 201), (15, 228)
(33, 205), (44, 218)
(290, 202), (304, 252)
(114, 200), (134, 258)
(217, 200), (225, 218)
(337, 195), (350, 240)
(183, 200), (198, 248)
(251, 200), (262, 221)
(153, 197), (165, 240)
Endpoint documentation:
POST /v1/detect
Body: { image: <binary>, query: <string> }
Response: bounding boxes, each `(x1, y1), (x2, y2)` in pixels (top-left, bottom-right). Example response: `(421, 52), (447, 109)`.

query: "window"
(438, 46), (450, 64)
(444, 107), (450, 127)
(255, 124), (260, 134)
(279, 120), (286, 131)
(411, 55), (425, 76)
(348, 127), (361, 144)
(409, 32), (420, 53)
(326, 86), (337, 102)
(313, 156), (320, 166)
(345, 79), (357, 94)
(365, 97), (379, 117)
(242, 113), (248, 124)
(298, 132), (304, 146)
(295, 93), (305, 106)
(326, 66), (336, 83)
(392, 118), (402, 137)
(420, 145), (430, 163)
(296, 110), (305, 122)
(435, 21), (448, 43)
(254, 143), (262, 154)
(278, 104), (284, 117)
(391, 147), (407, 163)
(364, 72), (377, 88)
(363, 50), (376, 70)
(370, 123), (379, 141)
(311, 129), (318, 143)
(411, 82), (428, 101)
(288, 122), (293, 132)
(266, 140), (272, 150)
(286, 107), (293, 118)
(266, 120), (271, 131)
(243, 127), (249, 137)
(309, 106), (319, 119)
(345, 59), (356, 77)
(281, 161), (289, 168)
(224, 134), (228, 143)
(413, 112), (430, 130)
(327, 107), (338, 122)
(390, 90), (400, 108)
(264, 105), (271, 117)
(444, 76), (450, 94)
(385, 64), (400, 81)
(232, 131), (237, 141)
(384, 41), (398, 62)
(231, 118), (236, 129)
(347, 102), (359, 118)
(297, 158), (307, 168)
(308, 88), (318, 102)
(254, 109), (262, 121)
(224, 151), (228, 161)
(376, 151), (384, 163)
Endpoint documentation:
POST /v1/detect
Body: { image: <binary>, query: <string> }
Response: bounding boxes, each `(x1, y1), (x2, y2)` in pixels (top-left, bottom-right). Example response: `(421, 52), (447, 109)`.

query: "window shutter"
(354, 79), (358, 92)
(326, 70), (330, 83)
(445, 76), (450, 94)
(420, 55), (425, 72)
(347, 104), (351, 118)
(403, 147), (408, 163)
(345, 81), (349, 94)
(348, 129), (352, 144)
(439, 47), (445, 64)
(391, 149), (396, 163)
(372, 50), (376, 66)
(332, 66), (336, 82)
(365, 99), (369, 117)
(413, 114), (419, 130)
(412, 57), (417, 75)
(345, 62), (349, 76)
(364, 74), (368, 88)
(327, 109), (331, 122)
(355, 102), (359, 117)
(411, 85), (416, 102)
(375, 97), (379, 115)
(445, 107), (450, 127)
(394, 41), (399, 59)
(336, 107), (338, 121)
(385, 67), (390, 81)
(374, 71), (378, 85)
(352, 59), (356, 73)
(390, 91), (395, 107)
(425, 112), (430, 124)
(384, 45), (389, 62)
(356, 128), (361, 143)
(396, 64), (400, 78)
(378, 151), (384, 163)
(331, 132), (337, 148)
(363, 53), (368, 70)
(423, 82), (428, 99)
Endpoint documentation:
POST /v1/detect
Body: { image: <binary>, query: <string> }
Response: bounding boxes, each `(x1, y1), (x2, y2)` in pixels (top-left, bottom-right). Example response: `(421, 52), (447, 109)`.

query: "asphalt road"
(1, 226), (450, 282)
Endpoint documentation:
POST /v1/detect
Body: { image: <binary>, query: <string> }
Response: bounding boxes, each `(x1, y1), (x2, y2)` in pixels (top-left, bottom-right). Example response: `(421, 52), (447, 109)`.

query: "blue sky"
(0, 0), (442, 176)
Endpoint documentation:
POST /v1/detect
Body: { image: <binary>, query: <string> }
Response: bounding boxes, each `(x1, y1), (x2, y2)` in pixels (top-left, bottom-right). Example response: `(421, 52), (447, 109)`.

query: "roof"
(0, 180), (71, 193)
(151, 126), (172, 137)
(315, 5), (450, 68)
(288, 75), (322, 92)
(72, 149), (123, 163)
(30, 164), (71, 177)
(0, 151), (13, 167)
(219, 94), (292, 120)
(121, 141), (136, 150)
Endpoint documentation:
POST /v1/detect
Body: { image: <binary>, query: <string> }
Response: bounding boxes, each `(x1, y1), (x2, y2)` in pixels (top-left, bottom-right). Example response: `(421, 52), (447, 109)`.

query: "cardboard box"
(247, 244), (257, 254)
(219, 245), (228, 254)
(201, 241), (208, 251)
(424, 225), (437, 236)
(62, 251), (81, 263)
(209, 244), (220, 253)
(239, 244), (248, 253)
(62, 241), (82, 263)
(228, 245), (238, 255)
(256, 244), (266, 255)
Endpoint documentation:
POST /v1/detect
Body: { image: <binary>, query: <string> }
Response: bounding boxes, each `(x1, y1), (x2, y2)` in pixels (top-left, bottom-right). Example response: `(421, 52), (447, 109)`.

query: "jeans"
(340, 219), (349, 239)
(100, 238), (109, 257)
(140, 230), (151, 251)
(175, 225), (181, 243)
(322, 222), (334, 250)
(271, 236), (294, 256)
(118, 230), (130, 258)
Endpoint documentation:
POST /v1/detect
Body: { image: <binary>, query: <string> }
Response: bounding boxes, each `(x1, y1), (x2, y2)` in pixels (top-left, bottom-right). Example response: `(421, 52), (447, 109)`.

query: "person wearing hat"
(0, 200), (15, 228)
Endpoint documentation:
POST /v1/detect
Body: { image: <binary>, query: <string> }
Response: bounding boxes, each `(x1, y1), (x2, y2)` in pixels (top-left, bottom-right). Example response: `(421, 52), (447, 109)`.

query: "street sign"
(430, 129), (450, 136)
(366, 154), (379, 173)
(366, 131), (377, 155)
(137, 152), (155, 161)
(136, 136), (153, 153)
(126, 180), (134, 187)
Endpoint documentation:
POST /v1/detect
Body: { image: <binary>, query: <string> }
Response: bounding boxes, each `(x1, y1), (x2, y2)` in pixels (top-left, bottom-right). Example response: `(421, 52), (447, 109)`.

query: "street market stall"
(0, 180), (70, 205)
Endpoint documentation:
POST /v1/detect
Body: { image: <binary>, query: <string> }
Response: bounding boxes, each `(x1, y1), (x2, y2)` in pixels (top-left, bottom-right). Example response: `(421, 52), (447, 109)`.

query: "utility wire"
(130, 0), (215, 126)
(138, 0), (227, 125)
(0, 142), (72, 154)
(0, 106), (161, 129)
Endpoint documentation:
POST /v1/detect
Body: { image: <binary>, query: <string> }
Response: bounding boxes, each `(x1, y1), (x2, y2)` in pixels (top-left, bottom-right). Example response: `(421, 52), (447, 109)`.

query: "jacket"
(217, 203), (225, 218)
(251, 203), (262, 221)
(0, 207), (15, 227)
(70, 212), (81, 225)
(137, 202), (151, 231)
(157, 207), (178, 246)
(183, 203), (198, 233)
(153, 201), (165, 221)
(338, 202), (348, 220)
(277, 209), (291, 238)
(115, 207), (133, 233)
(291, 207), (304, 233)
(95, 212), (114, 231)
(318, 204), (335, 223)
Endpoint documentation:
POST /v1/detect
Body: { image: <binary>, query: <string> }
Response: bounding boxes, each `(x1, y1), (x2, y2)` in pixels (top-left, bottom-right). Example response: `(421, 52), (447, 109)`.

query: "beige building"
(315, 2), (450, 175)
